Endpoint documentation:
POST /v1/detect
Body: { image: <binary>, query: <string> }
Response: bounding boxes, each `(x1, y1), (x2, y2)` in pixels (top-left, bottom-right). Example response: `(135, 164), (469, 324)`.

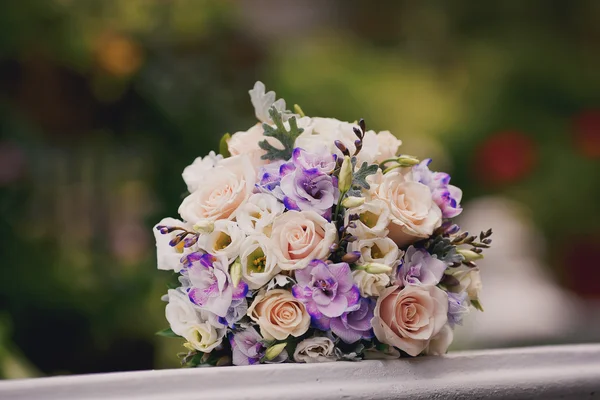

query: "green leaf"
(219, 133), (231, 157)
(471, 299), (484, 312)
(156, 327), (181, 338)
(352, 161), (379, 190)
(259, 107), (304, 161)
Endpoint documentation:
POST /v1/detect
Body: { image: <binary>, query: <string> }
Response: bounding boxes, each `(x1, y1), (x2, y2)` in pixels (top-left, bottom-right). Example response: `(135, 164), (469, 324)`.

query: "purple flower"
(184, 253), (248, 318)
(330, 297), (375, 343)
(292, 147), (336, 174)
(280, 167), (339, 219)
(218, 297), (248, 328)
(398, 246), (447, 287)
(255, 160), (286, 199)
(412, 159), (462, 218)
(447, 291), (470, 327)
(292, 260), (360, 329)
(230, 326), (288, 366)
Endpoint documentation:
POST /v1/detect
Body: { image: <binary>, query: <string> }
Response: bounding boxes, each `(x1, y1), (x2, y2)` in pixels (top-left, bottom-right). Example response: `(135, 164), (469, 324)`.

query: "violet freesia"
(230, 326), (288, 366)
(447, 291), (470, 327)
(412, 159), (463, 218)
(218, 297), (248, 328)
(184, 253), (248, 318)
(280, 167), (338, 219)
(330, 297), (375, 343)
(398, 246), (447, 287)
(292, 260), (360, 329)
(291, 147), (336, 174)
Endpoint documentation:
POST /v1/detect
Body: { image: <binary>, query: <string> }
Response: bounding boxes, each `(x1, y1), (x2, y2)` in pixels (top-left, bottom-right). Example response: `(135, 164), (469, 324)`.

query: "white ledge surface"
(1, 344), (599, 400)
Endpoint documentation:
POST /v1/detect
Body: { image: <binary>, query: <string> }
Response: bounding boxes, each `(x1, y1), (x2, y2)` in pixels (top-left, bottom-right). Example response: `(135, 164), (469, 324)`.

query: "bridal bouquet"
(154, 82), (492, 366)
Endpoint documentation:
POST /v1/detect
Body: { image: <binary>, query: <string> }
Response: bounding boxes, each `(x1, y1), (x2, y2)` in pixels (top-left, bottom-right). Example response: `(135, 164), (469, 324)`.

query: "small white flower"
(345, 199), (391, 238)
(235, 193), (285, 236)
(453, 269), (483, 302)
(348, 236), (400, 268)
(240, 235), (281, 289)
(182, 151), (223, 193)
(352, 269), (390, 297)
(198, 220), (245, 264)
(293, 336), (337, 363)
(165, 289), (225, 352)
(153, 217), (195, 272)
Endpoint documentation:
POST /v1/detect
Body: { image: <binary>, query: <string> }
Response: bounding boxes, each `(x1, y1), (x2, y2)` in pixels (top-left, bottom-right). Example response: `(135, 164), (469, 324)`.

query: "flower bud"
(396, 155), (420, 167)
(457, 249), (483, 261)
(193, 220), (215, 234)
(364, 263), (393, 274)
(338, 156), (353, 192)
(341, 251), (361, 264)
(230, 258), (242, 287)
(341, 196), (365, 208)
(265, 342), (287, 361)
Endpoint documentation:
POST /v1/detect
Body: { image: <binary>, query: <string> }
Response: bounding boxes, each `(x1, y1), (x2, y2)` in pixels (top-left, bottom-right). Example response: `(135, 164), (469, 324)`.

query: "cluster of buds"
(155, 225), (200, 249)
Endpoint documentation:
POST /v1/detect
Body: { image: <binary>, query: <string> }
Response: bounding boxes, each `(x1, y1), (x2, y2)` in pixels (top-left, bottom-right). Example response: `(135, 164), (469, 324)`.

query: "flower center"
(215, 232), (232, 250)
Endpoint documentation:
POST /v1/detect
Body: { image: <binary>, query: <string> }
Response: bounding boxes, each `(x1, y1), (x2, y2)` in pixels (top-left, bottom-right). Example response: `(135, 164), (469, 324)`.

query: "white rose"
(182, 151), (223, 193)
(345, 198), (391, 238)
(424, 324), (454, 356)
(352, 269), (390, 298)
(165, 289), (225, 352)
(348, 236), (400, 268)
(270, 210), (337, 270)
(374, 131), (402, 163)
(153, 217), (195, 272)
(296, 117), (380, 165)
(293, 336), (336, 363)
(374, 171), (442, 247)
(240, 235), (281, 289)
(235, 193), (285, 236)
(198, 220), (245, 263)
(178, 155), (255, 223)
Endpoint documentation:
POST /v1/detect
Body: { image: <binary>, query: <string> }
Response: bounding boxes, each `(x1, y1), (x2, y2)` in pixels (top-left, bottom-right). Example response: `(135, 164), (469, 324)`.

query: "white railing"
(1, 344), (599, 399)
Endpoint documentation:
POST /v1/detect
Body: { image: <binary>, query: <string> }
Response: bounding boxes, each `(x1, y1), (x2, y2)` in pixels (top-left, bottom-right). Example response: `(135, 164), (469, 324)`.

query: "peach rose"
(247, 289), (310, 340)
(374, 171), (442, 247)
(178, 155), (255, 223)
(372, 285), (448, 356)
(270, 210), (337, 271)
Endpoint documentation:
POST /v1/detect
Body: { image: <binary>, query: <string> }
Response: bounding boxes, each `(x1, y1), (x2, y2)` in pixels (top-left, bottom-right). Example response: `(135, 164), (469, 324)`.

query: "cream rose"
(247, 289), (310, 340)
(375, 130), (402, 163)
(235, 193), (285, 236)
(270, 210), (337, 271)
(227, 124), (271, 170)
(374, 171), (442, 247)
(453, 269), (483, 301)
(352, 269), (390, 298)
(372, 285), (448, 356)
(197, 220), (245, 263)
(178, 155), (255, 223)
(293, 336), (336, 363)
(240, 235), (281, 289)
(424, 324), (454, 356)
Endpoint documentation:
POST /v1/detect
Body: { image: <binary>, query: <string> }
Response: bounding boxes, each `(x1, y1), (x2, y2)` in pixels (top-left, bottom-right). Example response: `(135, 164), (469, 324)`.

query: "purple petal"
(330, 318), (363, 343)
(283, 196), (300, 211)
(328, 262), (354, 292)
(232, 281), (248, 299)
(343, 285), (361, 307)
(318, 294), (347, 318)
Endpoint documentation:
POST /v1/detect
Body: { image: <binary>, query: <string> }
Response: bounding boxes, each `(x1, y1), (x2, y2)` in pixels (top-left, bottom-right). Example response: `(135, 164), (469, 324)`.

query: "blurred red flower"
(475, 130), (537, 185)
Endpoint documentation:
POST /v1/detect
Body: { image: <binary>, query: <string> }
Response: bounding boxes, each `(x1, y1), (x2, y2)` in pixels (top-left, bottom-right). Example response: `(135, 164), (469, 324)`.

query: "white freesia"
(182, 151), (223, 193)
(235, 193), (285, 236)
(270, 210), (337, 271)
(293, 336), (337, 363)
(198, 220), (245, 263)
(345, 198), (391, 238)
(374, 170), (442, 247)
(424, 324), (454, 356)
(240, 235), (281, 289)
(165, 289), (225, 352)
(454, 269), (483, 301)
(153, 217), (195, 272)
(352, 269), (390, 298)
(348, 236), (400, 268)
(178, 155), (255, 223)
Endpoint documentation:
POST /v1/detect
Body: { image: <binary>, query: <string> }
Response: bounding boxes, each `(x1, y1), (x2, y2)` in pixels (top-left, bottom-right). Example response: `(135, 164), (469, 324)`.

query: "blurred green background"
(0, 0), (599, 378)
